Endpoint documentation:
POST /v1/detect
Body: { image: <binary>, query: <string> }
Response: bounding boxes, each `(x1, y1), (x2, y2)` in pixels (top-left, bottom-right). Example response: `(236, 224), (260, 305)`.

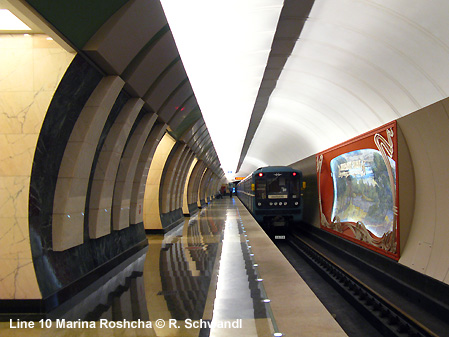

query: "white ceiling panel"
(239, 0), (449, 176)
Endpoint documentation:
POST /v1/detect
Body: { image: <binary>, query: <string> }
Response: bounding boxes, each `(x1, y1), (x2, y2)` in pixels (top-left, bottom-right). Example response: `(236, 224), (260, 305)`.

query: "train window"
(267, 176), (288, 199)
(290, 177), (300, 199)
(255, 179), (266, 199)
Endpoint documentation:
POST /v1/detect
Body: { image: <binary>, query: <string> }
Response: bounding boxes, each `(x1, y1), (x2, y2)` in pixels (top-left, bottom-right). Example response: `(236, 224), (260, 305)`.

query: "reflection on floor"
(144, 198), (276, 336)
(0, 198), (277, 336)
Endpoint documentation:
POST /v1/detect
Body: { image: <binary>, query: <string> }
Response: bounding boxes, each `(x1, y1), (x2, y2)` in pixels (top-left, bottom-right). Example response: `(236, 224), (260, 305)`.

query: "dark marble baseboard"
(0, 240), (148, 321)
(160, 208), (184, 230)
(145, 229), (165, 234)
(0, 299), (43, 321)
(146, 211), (185, 235)
(46, 243), (148, 320)
(187, 203), (199, 216)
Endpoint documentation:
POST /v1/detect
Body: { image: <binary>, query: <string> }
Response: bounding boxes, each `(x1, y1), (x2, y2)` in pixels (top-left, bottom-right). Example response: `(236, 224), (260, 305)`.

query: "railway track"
(286, 233), (440, 337)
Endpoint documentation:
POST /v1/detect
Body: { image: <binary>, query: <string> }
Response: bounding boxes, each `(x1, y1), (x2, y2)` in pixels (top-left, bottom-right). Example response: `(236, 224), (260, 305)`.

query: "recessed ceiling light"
(0, 9), (31, 31)
(160, 1), (283, 177)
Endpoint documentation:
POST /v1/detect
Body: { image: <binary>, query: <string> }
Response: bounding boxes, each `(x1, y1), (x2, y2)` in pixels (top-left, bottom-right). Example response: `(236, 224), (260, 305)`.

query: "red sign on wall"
(316, 121), (400, 260)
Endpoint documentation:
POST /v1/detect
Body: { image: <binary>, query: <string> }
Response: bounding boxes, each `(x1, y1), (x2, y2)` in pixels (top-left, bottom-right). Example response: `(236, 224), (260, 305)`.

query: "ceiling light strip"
(236, 0), (315, 173)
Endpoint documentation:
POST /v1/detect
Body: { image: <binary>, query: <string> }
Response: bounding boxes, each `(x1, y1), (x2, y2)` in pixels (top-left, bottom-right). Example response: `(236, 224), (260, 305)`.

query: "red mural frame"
(316, 121), (400, 260)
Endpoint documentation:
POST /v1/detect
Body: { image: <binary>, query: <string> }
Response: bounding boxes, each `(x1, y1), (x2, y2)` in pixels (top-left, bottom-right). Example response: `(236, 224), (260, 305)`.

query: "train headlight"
(274, 202), (278, 206)
(257, 202), (261, 206)
(284, 202), (287, 206)
(295, 202), (299, 206)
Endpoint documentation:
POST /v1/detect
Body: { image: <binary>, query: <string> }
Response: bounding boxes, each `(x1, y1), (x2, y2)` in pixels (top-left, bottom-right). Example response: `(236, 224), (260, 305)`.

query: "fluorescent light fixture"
(160, 0), (283, 177)
(0, 9), (31, 31)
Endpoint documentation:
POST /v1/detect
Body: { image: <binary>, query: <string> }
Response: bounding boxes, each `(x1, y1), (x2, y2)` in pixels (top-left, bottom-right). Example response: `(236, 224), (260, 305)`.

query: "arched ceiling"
(14, 0), (225, 178)
(240, 0), (449, 175)
(11, 0), (449, 181)
(161, 0), (449, 179)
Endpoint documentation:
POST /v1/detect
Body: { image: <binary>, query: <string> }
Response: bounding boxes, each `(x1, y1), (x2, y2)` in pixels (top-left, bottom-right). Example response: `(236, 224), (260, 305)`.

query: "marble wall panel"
(206, 175), (217, 202)
(0, 40), (33, 92)
(113, 112), (157, 230)
(170, 150), (186, 211)
(143, 133), (175, 230)
(130, 123), (167, 225)
(197, 169), (208, 207)
(52, 76), (124, 251)
(160, 143), (185, 214)
(173, 150), (193, 210)
(29, 54), (147, 300)
(214, 176), (221, 196)
(189, 161), (207, 207)
(181, 153), (197, 209)
(212, 176), (220, 199)
(89, 98), (143, 239)
(0, 34), (74, 299)
(397, 99), (449, 284)
(210, 177), (220, 199)
(182, 158), (198, 215)
(82, 91), (129, 241)
(199, 169), (213, 204)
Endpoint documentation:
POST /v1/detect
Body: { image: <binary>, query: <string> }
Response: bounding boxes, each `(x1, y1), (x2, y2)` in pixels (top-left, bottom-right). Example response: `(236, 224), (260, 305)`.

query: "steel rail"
(288, 233), (439, 337)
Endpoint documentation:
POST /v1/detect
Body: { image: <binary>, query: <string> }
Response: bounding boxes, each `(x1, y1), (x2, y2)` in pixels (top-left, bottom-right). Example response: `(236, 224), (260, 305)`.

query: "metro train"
(236, 166), (303, 238)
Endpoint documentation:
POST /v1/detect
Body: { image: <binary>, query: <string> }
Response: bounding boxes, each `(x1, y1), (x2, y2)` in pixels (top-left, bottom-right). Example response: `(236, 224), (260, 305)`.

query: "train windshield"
(255, 172), (300, 199)
(267, 176), (288, 199)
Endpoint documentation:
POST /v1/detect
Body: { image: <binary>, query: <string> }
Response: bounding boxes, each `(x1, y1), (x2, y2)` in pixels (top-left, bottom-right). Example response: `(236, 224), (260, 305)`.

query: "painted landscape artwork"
(330, 149), (396, 238)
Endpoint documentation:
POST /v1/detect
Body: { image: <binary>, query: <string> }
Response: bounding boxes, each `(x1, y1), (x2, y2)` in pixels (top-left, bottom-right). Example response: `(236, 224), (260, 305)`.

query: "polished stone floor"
(142, 198), (277, 336)
(0, 198), (278, 336)
(0, 197), (347, 336)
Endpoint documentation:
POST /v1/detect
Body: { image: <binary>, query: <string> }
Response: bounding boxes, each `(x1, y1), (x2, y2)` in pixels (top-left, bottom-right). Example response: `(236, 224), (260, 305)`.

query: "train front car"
(238, 166), (303, 239)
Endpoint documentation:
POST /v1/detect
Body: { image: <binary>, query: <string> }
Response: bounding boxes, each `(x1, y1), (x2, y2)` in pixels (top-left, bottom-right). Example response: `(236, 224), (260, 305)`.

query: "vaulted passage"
(1, 1), (449, 336)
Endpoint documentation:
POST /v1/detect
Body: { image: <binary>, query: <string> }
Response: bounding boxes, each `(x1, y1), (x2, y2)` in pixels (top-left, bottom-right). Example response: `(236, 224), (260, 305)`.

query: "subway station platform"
(0, 198), (346, 336)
